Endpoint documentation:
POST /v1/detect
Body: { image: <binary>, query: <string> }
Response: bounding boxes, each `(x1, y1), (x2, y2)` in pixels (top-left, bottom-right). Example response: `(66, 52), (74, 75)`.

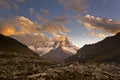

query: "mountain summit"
(41, 37), (79, 62)
(41, 46), (74, 62)
(65, 32), (120, 63)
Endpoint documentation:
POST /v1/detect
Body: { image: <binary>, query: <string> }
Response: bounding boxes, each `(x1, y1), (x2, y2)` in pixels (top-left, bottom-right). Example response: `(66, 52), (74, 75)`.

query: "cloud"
(89, 32), (95, 36)
(52, 33), (66, 41)
(0, 22), (16, 36)
(40, 8), (50, 16)
(29, 8), (34, 14)
(12, 33), (50, 45)
(53, 16), (70, 23)
(0, 16), (69, 36)
(42, 22), (69, 33)
(15, 0), (25, 3)
(13, 3), (19, 10)
(35, 13), (49, 23)
(79, 14), (120, 34)
(0, 0), (11, 10)
(58, 0), (88, 14)
(0, 16), (42, 36)
(34, 13), (69, 33)
(15, 16), (42, 33)
(0, 0), (25, 10)
(89, 32), (106, 38)
(96, 33), (106, 38)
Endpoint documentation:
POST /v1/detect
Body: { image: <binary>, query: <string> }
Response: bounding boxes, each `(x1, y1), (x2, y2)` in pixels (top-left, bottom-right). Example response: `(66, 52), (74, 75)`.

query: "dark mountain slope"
(0, 34), (39, 57)
(0, 34), (54, 79)
(65, 32), (120, 63)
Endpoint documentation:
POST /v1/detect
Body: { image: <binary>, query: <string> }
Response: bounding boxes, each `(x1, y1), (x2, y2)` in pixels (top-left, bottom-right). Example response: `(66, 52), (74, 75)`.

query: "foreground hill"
(65, 32), (120, 63)
(0, 34), (39, 57)
(0, 34), (54, 79)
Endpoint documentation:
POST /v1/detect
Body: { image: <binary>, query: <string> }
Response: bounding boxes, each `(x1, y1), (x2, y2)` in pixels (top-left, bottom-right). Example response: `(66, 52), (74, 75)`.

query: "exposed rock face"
(65, 32), (120, 63)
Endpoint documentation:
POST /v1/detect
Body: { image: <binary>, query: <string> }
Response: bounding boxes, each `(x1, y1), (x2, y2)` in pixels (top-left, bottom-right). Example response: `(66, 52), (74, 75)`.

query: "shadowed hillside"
(65, 32), (120, 63)
(0, 34), (55, 79)
(0, 34), (39, 57)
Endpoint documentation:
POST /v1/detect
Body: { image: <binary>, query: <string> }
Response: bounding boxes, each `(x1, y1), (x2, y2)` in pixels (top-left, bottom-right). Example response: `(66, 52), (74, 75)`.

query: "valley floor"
(0, 61), (120, 80)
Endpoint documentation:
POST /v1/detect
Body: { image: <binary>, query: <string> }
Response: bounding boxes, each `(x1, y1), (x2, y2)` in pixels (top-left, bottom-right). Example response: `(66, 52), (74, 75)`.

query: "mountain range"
(65, 32), (120, 63)
(12, 35), (79, 62)
(0, 32), (120, 79)
(41, 41), (77, 62)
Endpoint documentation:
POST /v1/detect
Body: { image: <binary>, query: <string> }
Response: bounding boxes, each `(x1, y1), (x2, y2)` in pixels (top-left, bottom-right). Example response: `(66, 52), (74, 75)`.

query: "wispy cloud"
(0, 0), (25, 10)
(40, 8), (50, 16)
(53, 16), (70, 23)
(35, 13), (49, 23)
(89, 32), (106, 38)
(58, 0), (88, 14)
(79, 14), (120, 34)
(96, 33), (106, 38)
(34, 12), (69, 34)
(29, 8), (34, 14)
(42, 22), (69, 33)
(15, 0), (25, 3)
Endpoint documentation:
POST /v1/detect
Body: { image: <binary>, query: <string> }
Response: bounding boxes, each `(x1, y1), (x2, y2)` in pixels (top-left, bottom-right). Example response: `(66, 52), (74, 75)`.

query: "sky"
(0, 0), (120, 47)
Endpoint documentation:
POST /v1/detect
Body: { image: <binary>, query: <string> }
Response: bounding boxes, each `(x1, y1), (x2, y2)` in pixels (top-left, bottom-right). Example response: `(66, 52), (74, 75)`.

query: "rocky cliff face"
(65, 32), (120, 63)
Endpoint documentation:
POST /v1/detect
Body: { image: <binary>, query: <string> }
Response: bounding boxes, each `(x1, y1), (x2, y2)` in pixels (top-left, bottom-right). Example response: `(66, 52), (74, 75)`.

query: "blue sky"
(0, 0), (120, 47)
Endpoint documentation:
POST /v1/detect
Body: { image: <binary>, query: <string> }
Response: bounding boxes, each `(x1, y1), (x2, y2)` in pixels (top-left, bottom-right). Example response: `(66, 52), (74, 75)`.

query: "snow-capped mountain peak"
(29, 37), (79, 56)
